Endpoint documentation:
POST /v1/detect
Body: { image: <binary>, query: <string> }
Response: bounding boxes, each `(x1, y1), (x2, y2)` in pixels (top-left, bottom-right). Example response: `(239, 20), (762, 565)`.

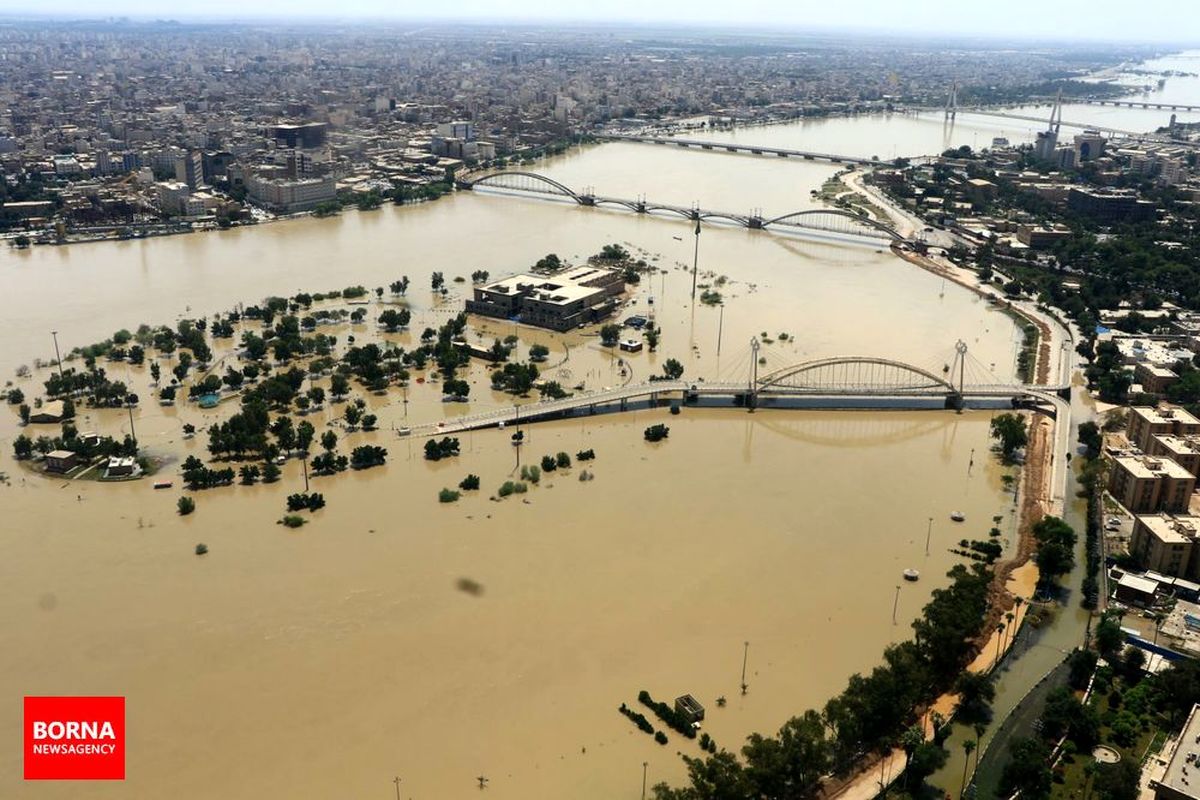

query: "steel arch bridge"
(470, 171), (581, 200)
(756, 357), (957, 396)
(761, 209), (902, 240)
(464, 171), (901, 242)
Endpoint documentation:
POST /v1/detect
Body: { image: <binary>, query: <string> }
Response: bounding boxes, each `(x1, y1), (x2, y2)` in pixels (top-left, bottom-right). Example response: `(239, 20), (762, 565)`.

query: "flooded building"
(44, 450), (78, 473)
(465, 266), (625, 332)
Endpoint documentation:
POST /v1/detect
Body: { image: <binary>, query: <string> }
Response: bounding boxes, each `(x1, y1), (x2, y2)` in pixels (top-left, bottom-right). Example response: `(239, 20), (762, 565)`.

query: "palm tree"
(1004, 611), (1015, 652)
(901, 725), (924, 788)
(994, 622), (1006, 668)
(961, 739), (977, 799)
(973, 723), (986, 774)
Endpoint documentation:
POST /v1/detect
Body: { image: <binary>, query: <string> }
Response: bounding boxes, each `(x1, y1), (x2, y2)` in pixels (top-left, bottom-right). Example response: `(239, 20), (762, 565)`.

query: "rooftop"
(1137, 513), (1200, 544)
(1157, 703), (1200, 800)
(1133, 406), (1200, 427)
(1114, 455), (1196, 481)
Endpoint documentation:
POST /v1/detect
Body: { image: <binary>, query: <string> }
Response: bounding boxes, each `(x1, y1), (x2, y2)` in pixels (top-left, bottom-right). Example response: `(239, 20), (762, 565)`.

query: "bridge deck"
(412, 380), (1066, 437)
(598, 133), (878, 164)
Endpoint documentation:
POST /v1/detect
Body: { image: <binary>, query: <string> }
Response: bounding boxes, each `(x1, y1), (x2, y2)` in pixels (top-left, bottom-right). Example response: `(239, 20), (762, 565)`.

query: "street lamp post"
(51, 330), (64, 379)
(641, 761), (648, 800)
(740, 640), (750, 695)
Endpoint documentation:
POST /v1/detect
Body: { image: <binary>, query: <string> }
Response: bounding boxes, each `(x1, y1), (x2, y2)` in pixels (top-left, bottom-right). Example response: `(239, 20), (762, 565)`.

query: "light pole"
(51, 330), (64, 379)
(393, 776), (402, 800)
(716, 303), (725, 356)
(641, 761), (648, 800)
(925, 517), (933, 556)
(302, 453), (309, 492)
(740, 640), (750, 695)
(892, 584), (901, 625)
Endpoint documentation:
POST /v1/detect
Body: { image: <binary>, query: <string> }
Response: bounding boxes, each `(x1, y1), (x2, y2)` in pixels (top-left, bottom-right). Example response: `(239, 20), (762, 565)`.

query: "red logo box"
(24, 696), (125, 780)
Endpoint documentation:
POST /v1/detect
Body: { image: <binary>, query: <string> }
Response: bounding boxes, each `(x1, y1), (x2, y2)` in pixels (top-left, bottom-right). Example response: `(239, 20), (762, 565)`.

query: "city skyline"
(11, 0), (1200, 45)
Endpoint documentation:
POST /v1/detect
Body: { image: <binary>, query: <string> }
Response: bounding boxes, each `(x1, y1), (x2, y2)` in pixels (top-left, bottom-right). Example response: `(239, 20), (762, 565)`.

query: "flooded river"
(0, 87), (1135, 798)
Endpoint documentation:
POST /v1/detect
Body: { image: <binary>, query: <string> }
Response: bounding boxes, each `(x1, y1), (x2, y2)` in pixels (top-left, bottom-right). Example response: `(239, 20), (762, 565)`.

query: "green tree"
(178, 496), (196, 515)
(600, 324), (621, 347)
(296, 420), (315, 453)
(954, 672), (995, 725)
(13, 434), (32, 459)
(321, 430), (338, 452)
(663, 358), (684, 380)
(989, 413), (1028, 461)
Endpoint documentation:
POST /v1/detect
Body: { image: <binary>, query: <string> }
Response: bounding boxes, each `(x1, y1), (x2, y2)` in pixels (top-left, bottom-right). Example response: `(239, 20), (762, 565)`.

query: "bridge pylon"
(747, 337), (761, 410)
(945, 82), (958, 121)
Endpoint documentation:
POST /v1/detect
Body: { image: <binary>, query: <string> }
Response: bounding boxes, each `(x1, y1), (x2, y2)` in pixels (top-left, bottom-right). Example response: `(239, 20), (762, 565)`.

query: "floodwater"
(1, 107), (1034, 799)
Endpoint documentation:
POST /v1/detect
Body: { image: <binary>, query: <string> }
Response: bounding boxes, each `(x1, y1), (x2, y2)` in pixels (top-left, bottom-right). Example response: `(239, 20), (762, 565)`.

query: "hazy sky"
(12, 0), (1200, 45)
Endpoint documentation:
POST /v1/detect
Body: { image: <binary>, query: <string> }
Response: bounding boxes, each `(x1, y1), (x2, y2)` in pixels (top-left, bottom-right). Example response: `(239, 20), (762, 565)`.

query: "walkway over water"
(413, 355), (1069, 437)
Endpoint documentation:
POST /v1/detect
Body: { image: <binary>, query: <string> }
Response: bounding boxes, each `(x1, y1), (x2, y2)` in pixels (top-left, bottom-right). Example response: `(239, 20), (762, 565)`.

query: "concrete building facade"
(1108, 455), (1196, 514)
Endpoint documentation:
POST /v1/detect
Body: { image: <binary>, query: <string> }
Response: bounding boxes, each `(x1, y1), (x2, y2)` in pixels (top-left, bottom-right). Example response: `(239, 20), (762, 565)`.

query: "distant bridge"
(413, 355), (1068, 437)
(1080, 98), (1200, 113)
(460, 171), (902, 242)
(913, 106), (1150, 137)
(596, 133), (882, 165)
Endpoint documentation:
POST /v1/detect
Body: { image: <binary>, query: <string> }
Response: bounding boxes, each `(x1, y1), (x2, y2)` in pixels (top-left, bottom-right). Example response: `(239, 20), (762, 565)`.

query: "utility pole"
(690, 216), (701, 302)
(302, 453), (309, 492)
(740, 640), (750, 695)
(892, 584), (901, 625)
(51, 330), (64, 380)
(127, 406), (137, 450)
(393, 776), (402, 800)
(925, 517), (933, 556)
(641, 762), (648, 800)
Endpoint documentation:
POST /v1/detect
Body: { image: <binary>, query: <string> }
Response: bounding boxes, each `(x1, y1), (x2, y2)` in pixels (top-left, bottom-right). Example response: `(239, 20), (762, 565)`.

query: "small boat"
(950, 511), (965, 522)
(397, 427), (411, 437)
(903, 569), (920, 582)
(672, 236), (683, 241)
(153, 480), (173, 490)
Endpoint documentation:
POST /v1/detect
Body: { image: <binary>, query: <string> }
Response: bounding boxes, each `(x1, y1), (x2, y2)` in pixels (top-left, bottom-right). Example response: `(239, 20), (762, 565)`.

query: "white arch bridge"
(459, 171), (903, 242)
(412, 356), (1069, 437)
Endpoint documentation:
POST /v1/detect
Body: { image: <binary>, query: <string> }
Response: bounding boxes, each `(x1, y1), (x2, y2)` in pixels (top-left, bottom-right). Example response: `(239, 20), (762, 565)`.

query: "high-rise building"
(174, 149), (204, 189)
(1033, 129), (1058, 162)
(1074, 130), (1106, 162)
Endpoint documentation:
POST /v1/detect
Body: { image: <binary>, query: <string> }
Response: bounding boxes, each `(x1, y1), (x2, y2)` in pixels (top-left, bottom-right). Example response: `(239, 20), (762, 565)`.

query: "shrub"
(280, 515), (306, 528)
(178, 496), (195, 515)
(654, 731), (668, 745)
(459, 474), (481, 491)
(619, 703), (655, 735)
(576, 448), (595, 461)
(194, 542), (207, 555)
(439, 488), (461, 503)
(540, 454), (557, 472)
(644, 424), (669, 443)
(498, 481), (517, 498)
(555, 451), (571, 468)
